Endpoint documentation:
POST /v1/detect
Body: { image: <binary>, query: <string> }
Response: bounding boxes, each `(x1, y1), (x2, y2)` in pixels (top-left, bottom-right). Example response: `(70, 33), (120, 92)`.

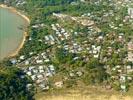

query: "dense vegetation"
(0, 66), (34, 100)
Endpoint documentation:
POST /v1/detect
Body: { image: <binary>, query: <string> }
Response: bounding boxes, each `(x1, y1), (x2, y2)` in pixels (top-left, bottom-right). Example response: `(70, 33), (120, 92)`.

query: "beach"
(0, 4), (30, 58)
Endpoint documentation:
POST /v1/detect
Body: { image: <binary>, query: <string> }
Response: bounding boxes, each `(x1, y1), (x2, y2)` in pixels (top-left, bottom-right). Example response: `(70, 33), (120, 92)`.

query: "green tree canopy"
(0, 67), (34, 100)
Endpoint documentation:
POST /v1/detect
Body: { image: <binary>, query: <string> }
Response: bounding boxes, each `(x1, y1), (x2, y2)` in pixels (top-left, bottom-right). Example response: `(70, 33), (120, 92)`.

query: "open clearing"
(35, 86), (133, 100)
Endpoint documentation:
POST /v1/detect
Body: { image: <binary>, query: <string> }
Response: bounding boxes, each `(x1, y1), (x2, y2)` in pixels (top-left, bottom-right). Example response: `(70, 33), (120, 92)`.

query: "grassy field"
(35, 86), (133, 100)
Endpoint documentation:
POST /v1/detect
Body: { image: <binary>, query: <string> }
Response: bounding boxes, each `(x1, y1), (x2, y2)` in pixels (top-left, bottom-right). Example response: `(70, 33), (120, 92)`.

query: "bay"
(0, 7), (28, 61)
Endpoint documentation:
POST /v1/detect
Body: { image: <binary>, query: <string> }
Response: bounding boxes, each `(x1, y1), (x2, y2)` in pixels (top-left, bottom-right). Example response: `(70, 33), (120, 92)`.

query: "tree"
(83, 67), (109, 85)
(84, 58), (109, 84)
(55, 48), (73, 64)
(0, 67), (34, 100)
(86, 58), (99, 69)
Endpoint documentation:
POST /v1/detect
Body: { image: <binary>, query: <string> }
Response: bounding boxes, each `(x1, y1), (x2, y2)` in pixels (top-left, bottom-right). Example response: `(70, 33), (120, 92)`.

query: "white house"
(128, 8), (133, 18)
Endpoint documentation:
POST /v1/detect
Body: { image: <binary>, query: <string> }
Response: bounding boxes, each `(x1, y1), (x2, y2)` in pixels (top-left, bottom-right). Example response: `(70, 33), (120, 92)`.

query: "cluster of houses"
(3, 0), (26, 6)
(81, 0), (133, 29)
(89, 45), (101, 58)
(16, 0), (26, 6)
(32, 23), (45, 29)
(63, 42), (83, 54)
(7, 0), (133, 92)
(111, 64), (133, 92)
(24, 65), (55, 90)
(44, 22), (102, 58)
(45, 23), (70, 45)
(44, 12), (102, 58)
(16, 51), (51, 66)
(106, 36), (133, 91)
(53, 13), (95, 27)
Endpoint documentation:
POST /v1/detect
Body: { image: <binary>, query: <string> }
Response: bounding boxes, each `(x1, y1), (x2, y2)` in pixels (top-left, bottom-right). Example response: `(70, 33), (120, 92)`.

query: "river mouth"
(0, 5), (29, 61)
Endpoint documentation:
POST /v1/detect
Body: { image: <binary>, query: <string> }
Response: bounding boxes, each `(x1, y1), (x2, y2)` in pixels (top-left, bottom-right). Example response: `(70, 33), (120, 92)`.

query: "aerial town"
(0, 0), (133, 100)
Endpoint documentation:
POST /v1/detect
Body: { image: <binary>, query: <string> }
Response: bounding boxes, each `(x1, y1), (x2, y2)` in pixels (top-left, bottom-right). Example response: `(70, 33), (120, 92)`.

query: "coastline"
(0, 4), (30, 58)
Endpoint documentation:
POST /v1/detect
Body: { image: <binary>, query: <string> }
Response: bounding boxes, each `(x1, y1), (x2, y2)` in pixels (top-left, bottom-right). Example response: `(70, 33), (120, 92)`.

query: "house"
(74, 32), (78, 35)
(39, 69), (44, 73)
(128, 8), (133, 18)
(120, 75), (126, 83)
(116, 65), (121, 69)
(29, 66), (35, 71)
(31, 75), (36, 81)
(20, 75), (25, 79)
(37, 74), (43, 79)
(54, 81), (63, 88)
(120, 84), (126, 92)
(61, 28), (65, 33)
(49, 35), (55, 41)
(76, 71), (83, 76)
(25, 60), (29, 65)
(39, 83), (46, 89)
(29, 52), (33, 55)
(46, 70), (53, 77)
(10, 59), (17, 64)
(118, 35), (123, 41)
(73, 57), (79, 60)
(127, 65), (132, 70)
(98, 36), (103, 40)
(32, 25), (39, 28)
(29, 37), (32, 41)
(45, 36), (49, 41)
(26, 84), (33, 90)
(27, 71), (32, 76)
(36, 79), (43, 84)
(127, 76), (132, 81)
(93, 50), (97, 54)
(32, 69), (38, 74)
(39, 66), (44, 70)
(128, 52), (133, 62)
(94, 54), (99, 58)
(20, 55), (25, 60)
(44, 59), (50, 62)
(80, 0), (85, 2)
(128, 42), (133, 51)
(36, 60), (43, 64)
(70, 72), (75, 77)
(127, 42), (133, 62)
(48, 65), (55, 74)
(39, 84), (49, 90)
(118, 69), (122, 73)
(49, 65), (54, 70)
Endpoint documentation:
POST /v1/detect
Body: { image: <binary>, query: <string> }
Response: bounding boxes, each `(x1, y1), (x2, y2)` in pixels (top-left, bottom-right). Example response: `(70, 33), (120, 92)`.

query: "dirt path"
(37, 94), (133, 100)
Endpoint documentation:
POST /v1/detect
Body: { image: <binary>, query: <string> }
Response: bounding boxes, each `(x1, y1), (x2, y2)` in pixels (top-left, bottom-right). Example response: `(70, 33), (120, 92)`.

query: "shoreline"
(0, 4), (30, 58)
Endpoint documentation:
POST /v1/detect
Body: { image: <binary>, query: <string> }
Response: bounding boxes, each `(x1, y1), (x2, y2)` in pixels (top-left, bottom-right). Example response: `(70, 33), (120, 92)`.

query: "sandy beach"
(0, 4), (30, 58)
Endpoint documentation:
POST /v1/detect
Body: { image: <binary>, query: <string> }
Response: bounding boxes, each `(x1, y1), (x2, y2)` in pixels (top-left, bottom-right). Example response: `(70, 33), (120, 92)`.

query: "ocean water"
(0, 7), (28, 61)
